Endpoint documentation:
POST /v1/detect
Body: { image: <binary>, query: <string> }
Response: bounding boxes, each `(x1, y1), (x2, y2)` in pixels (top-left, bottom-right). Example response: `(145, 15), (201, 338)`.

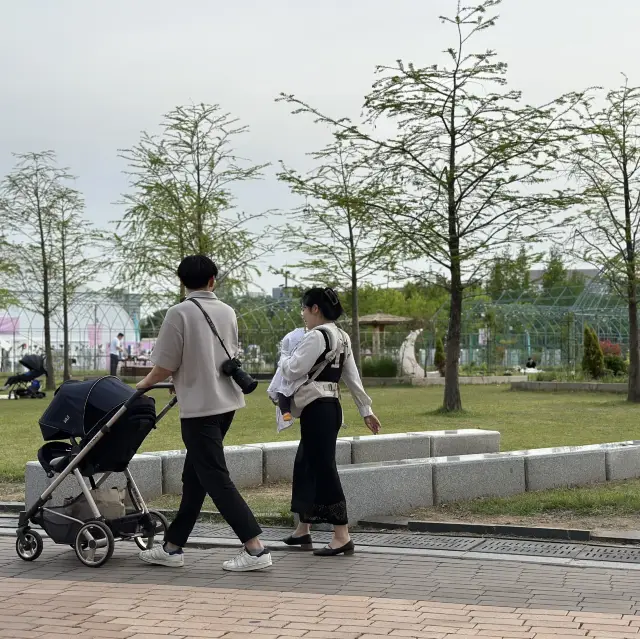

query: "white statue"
(400, 328), (425, 378)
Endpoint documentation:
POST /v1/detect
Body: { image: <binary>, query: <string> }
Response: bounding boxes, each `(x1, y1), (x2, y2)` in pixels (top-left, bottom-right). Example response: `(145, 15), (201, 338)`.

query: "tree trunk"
(38, 221), (55, 390)
(627, 281), (640, 401)
(443, 271), (463, 412)
(62, 281), (70, 381)
(62, 294), (70, 381)
(61, 224), (70, 381)
(443, 80), (461, 412)
(622, 146), (640, 402)
(42, 282), (55, 391)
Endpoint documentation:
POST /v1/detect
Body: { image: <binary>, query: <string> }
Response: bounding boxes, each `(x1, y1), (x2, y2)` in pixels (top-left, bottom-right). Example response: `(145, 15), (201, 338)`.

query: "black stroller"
(16, 376), (176, 567)
(3, 354), (47, 399)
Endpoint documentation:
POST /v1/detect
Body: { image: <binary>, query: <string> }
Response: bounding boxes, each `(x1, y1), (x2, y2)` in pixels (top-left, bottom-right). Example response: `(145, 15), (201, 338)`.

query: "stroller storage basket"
(108, 513), (151, 536)
(34, 507), (82, 545)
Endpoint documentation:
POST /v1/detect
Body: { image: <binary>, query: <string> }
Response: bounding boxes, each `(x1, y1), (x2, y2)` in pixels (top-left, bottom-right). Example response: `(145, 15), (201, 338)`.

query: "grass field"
(2, 384), (640, 481)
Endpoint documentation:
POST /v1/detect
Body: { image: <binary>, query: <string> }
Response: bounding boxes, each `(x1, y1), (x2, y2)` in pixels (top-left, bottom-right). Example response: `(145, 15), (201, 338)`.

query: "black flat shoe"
(313, 540), (355, 556)
(283, 534), (313, 550)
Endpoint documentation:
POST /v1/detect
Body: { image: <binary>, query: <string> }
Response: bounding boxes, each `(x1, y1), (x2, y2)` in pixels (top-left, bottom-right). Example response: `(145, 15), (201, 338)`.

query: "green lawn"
(1, 384), (640, 481)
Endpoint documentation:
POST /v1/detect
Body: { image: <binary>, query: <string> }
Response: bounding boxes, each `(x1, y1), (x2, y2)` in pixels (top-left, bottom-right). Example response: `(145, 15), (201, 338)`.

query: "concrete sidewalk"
(1, 537), (640, 637)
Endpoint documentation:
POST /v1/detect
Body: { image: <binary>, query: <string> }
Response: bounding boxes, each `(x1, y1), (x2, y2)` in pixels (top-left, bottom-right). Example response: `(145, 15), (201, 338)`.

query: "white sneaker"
(139, 545), (184, 568)
(222, 547), (272, 572)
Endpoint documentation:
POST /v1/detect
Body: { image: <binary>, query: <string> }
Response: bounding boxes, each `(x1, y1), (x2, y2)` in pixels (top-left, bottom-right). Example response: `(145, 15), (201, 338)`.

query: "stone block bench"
(25, 453), (162, 509)
(521, 447), (606, 491)
(260, 440), (351, 483)
(431, 453), (525, 504)
(338, 460), (434, 524)
(428, 429), (500, 457)
(341, 433), (431, 465)
(23, 429), (501, 507)
(337, 440), (640, 524)
(340, 429), (500, 465)
(143, 445), (263, 493)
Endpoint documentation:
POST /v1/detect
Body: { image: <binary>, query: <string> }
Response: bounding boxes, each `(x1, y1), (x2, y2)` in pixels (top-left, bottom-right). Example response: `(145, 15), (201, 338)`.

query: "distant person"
(526, 357), (537, 369)
(110, 333), (124, 376)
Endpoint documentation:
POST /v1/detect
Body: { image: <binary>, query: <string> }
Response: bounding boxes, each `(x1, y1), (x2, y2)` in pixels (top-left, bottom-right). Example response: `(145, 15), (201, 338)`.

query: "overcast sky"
(2, 0), (639, 293)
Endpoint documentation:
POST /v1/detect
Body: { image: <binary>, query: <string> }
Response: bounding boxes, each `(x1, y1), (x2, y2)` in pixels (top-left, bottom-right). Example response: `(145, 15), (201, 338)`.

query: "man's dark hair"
(177, 255), (219, 290)
(302, 287), (344, 321)
(117, 332), (124, 338)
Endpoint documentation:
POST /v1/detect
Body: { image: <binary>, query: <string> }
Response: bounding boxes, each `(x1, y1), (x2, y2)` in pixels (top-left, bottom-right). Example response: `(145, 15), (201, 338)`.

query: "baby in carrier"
(267, 327), (307, 431)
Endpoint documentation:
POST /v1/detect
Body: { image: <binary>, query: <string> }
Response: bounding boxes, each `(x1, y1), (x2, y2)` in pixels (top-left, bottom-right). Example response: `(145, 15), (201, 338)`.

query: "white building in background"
(0, 289), (139, 373)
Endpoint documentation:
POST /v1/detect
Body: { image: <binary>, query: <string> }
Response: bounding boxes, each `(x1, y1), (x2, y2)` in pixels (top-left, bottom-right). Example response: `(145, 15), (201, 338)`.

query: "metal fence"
(2, 274), (633, 379)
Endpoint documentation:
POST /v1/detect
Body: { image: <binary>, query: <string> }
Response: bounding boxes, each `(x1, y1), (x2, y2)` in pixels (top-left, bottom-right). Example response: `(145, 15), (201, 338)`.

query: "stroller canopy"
(39, 376), (140, 441)
(20, 354), (47, 375)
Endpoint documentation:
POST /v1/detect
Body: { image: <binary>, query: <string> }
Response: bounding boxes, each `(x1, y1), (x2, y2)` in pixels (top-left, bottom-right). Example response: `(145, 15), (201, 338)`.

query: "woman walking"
(279, 287), (381, 556)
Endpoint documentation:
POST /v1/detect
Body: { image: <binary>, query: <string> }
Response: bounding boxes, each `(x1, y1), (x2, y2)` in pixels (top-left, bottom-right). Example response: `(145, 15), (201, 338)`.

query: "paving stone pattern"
(1, 536), (640, 638)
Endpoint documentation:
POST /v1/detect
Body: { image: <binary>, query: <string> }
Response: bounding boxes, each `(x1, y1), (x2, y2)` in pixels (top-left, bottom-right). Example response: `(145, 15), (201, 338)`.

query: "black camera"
(222, 358), (258, 395)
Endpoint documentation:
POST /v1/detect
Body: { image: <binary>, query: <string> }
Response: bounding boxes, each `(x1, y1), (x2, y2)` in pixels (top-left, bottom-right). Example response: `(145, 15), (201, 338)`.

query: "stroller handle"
(123, 382), (175, 408)
(98, 382), (176, 435)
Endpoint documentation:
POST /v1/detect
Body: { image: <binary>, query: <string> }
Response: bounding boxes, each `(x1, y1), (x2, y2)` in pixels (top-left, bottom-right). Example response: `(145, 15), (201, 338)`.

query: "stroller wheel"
(74, 521), (115, 567)
(16, 530), (43, 561)
(135, 510), (169, 551)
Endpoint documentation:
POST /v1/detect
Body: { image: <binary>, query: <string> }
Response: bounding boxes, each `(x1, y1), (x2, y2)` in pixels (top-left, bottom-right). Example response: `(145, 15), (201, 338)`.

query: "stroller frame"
(16, 383), (176, 567)
(3, 354), (48, 400)
(4, 377), (45, 400)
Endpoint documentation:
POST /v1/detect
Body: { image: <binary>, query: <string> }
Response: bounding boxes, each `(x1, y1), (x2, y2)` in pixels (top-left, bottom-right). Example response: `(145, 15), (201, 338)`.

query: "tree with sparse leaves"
(115, 103), (273, 302)
(541, 248), (567, 293)
(486, 246), (536, 299)
(279, 0), (582, 411)
(277, 137), (400, 370)
(0, 233), (16, 310)
(52, 188), (102, 380)
(1, 151), (70, 390)
(570, 80), (640, 402)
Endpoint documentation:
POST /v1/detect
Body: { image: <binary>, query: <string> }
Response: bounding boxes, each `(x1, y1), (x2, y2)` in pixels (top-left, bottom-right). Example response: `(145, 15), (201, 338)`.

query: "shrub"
(533, 371), (557, 382)
(362, 356), (398, 378)
(434, 337), (446, 377)
(582, 326), (605, 379)
(604, 354), (628, 377)
(600, 339), (622, 357)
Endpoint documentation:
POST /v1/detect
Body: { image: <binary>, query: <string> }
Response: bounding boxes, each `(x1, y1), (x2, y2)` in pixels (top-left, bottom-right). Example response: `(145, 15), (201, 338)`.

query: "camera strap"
(187, 298), (233, 360)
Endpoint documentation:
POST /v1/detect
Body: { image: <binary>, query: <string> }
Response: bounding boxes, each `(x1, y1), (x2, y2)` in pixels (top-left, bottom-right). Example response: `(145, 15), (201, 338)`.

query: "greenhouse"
(2, 272), (630, 378)
(450, 273), (630, 372)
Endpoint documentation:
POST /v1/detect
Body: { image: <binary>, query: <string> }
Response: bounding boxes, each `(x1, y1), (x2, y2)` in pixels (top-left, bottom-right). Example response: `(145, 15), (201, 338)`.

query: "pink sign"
(87, 324), (103, 348)
(0, 317), (19, 333)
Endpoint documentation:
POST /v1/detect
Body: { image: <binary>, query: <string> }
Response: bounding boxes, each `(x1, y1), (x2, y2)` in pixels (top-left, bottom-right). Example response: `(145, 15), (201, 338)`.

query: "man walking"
(136, 255), (271, 572)
(110, 333), (124, 376)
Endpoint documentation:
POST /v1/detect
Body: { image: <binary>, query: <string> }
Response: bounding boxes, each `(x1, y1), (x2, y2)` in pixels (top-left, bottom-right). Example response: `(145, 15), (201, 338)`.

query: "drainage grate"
(473, 539), (582, 558)
(191, 522), (236, 537)
(577, 546), (640, 563)
(351, 533), (482, 551)
(198, 525), (482, 551)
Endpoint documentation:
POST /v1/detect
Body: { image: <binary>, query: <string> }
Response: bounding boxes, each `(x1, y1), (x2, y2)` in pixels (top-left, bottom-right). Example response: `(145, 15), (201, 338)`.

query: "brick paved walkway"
(2, 537), (640, 637)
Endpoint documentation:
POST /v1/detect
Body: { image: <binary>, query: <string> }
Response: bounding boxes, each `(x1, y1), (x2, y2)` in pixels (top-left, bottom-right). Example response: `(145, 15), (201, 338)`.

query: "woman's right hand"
(364, 414), (381, 435)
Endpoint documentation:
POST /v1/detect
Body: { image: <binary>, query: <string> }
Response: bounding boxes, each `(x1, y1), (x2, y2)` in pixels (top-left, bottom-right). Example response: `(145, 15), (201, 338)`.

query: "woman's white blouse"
(280, 328), (374, 418)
